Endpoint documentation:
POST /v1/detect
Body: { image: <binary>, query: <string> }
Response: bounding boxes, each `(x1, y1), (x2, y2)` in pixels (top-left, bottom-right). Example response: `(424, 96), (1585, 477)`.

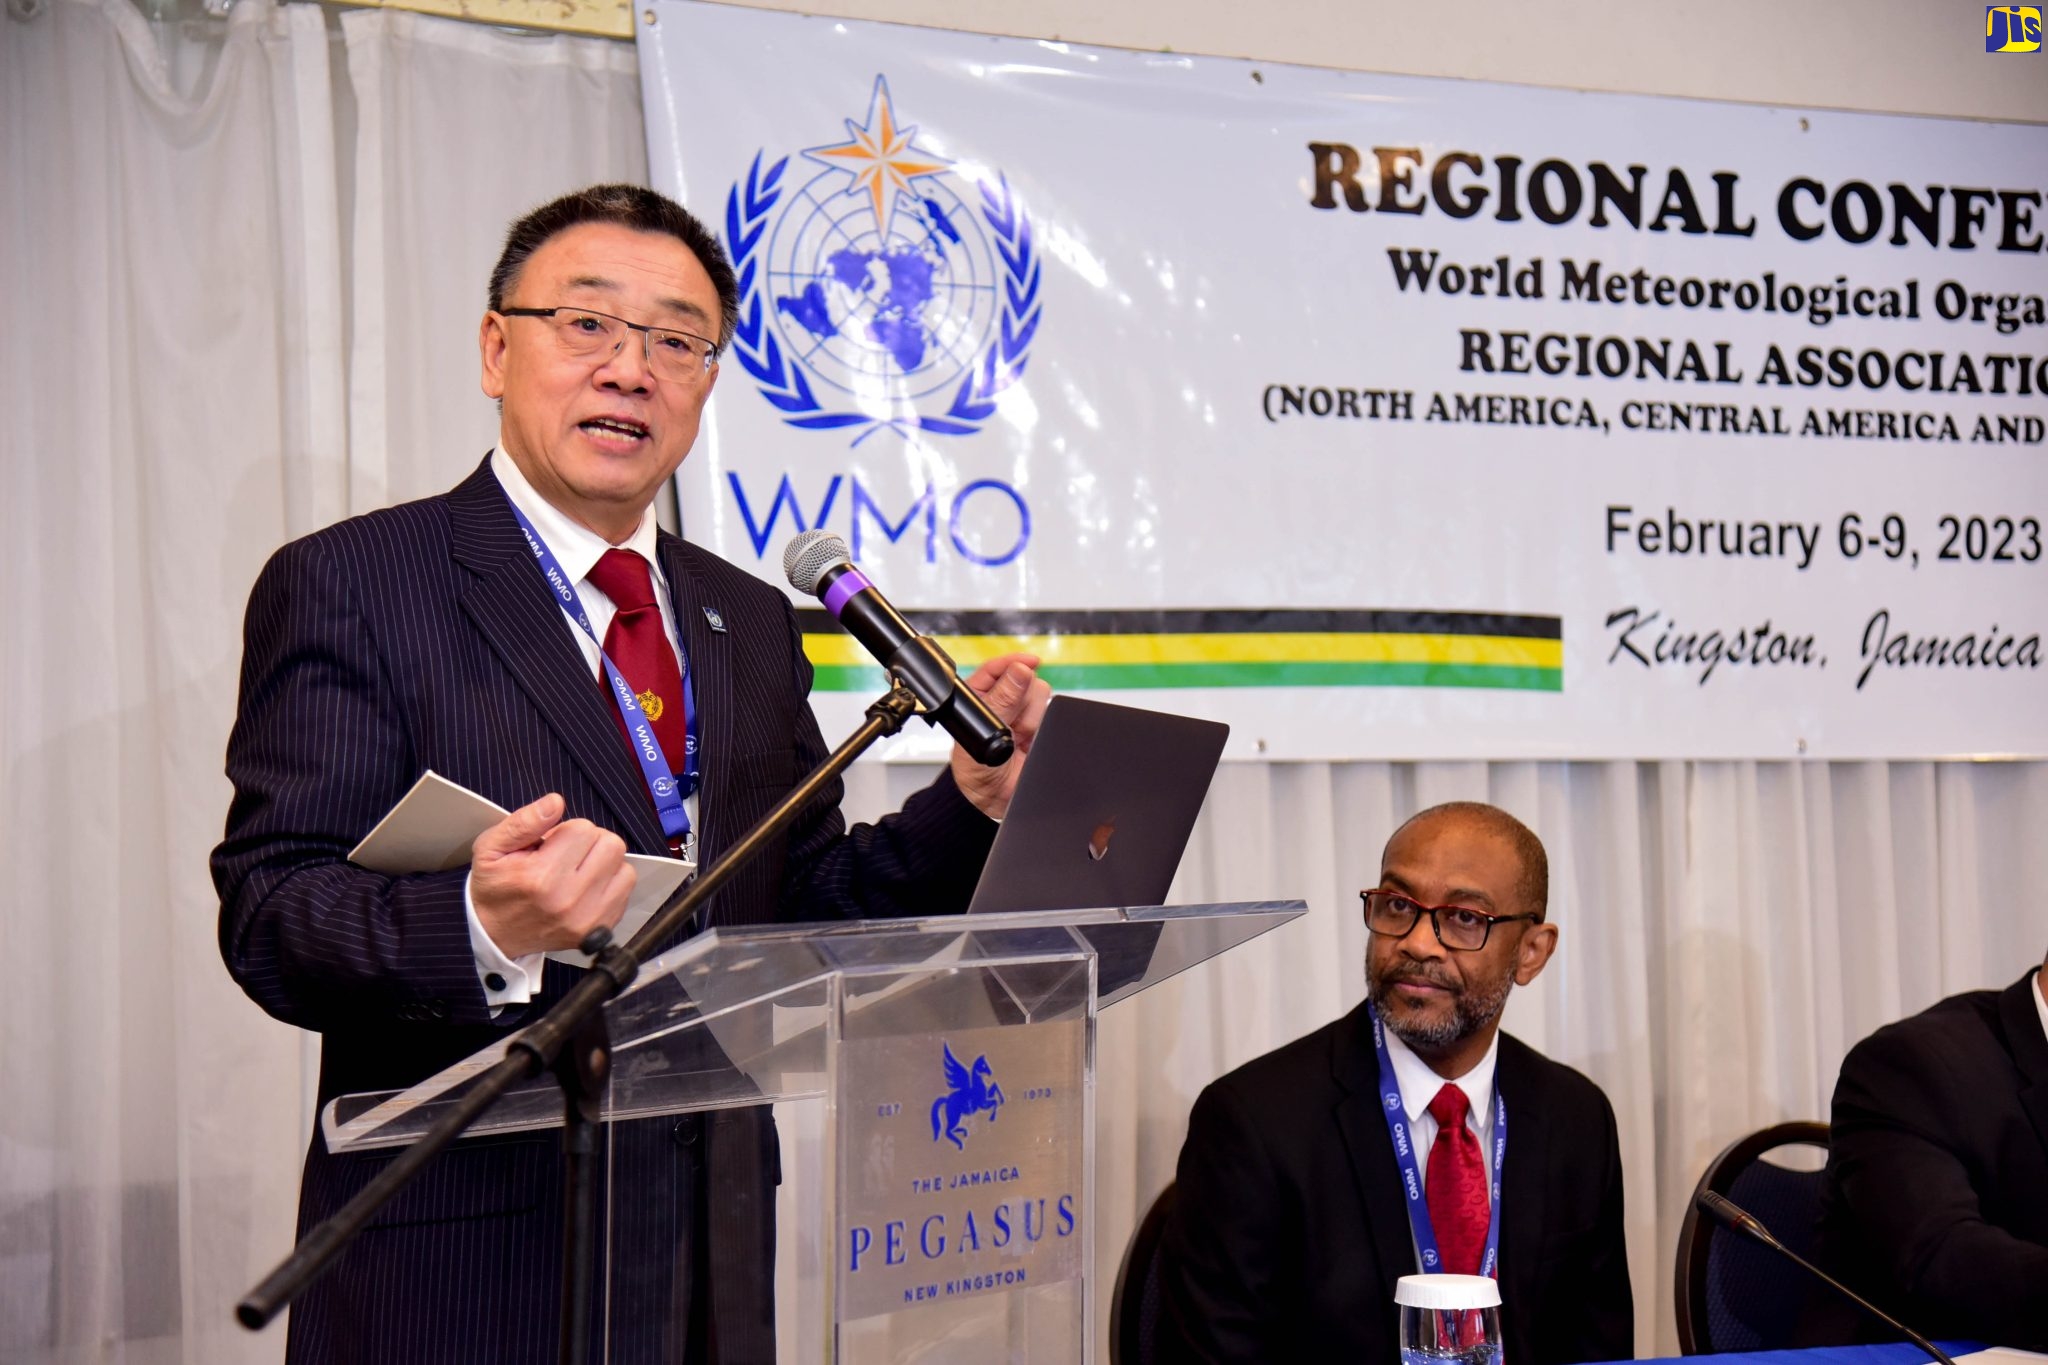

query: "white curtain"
(2, 3), (644, 1361)
(3, 2), (329, 1361)
(339, 6), (647, 510)
(3, 1), (2044, 1360)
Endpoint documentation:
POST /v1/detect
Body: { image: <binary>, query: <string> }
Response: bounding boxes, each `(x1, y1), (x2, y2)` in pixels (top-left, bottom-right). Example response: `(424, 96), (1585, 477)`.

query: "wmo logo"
(723, 76), (1041, 444)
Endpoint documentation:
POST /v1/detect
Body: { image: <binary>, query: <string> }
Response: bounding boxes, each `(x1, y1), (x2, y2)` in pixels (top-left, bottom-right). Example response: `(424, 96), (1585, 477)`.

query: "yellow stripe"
(802, 631), (1562, 669)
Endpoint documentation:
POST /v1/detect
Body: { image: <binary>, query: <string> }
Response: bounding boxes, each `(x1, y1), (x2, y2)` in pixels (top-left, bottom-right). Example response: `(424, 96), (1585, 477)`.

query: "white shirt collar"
(491, 444), (660, 583)
(2033, 967), (2048, 1048)
(1383, 1022), (1502, 1127)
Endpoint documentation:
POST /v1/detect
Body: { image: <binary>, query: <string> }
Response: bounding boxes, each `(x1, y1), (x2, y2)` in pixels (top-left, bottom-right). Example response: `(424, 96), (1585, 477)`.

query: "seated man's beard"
(1366, 958), (1515, 1051)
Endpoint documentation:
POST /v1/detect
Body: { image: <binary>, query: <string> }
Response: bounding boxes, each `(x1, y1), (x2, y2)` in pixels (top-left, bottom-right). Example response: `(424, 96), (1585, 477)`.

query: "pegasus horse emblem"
(931, 1042), (1005, 1151)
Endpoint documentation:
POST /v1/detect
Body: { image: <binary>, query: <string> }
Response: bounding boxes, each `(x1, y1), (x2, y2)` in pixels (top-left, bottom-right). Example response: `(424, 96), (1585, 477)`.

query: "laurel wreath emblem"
(723, 151), (1040, 439)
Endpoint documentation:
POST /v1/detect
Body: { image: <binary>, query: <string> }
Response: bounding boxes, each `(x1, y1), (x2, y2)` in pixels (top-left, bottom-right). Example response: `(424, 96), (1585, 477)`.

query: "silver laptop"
(966, 696), (1229, 915)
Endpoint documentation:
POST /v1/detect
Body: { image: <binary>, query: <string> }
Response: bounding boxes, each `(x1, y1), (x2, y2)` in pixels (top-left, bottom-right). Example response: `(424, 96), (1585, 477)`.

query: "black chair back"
(1110, 1181), (1178, 1365)
(1674, 1120), (1831, 1354)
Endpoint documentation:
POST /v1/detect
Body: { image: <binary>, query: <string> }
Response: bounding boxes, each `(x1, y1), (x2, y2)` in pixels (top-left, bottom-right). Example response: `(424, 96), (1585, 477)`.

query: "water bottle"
(1396, 1273), (1503, 1365)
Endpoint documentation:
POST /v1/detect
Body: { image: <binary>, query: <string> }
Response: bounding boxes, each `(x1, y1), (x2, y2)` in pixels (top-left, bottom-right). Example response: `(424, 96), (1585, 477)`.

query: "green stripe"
(809, 662), (1562, 693)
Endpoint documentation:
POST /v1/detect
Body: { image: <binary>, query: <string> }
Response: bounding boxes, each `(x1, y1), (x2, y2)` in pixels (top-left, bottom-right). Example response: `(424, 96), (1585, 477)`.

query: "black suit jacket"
(1158, 1003), (1633, 1365)
(1815, 970), (2048, 1349)
(213, 459), (997, 1364)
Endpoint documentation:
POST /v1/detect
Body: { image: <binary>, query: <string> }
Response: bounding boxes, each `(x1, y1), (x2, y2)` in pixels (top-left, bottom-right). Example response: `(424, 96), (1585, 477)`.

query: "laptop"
(965, 696), (1229, 915)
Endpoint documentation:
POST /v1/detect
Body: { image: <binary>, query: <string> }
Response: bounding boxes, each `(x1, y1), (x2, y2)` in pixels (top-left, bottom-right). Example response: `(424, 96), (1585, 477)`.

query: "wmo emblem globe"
(724, 76), (1040, 441)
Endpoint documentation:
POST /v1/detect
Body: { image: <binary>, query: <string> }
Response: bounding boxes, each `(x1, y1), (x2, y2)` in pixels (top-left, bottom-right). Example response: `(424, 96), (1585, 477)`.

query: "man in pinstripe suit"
(213, 184), (1050, 1363)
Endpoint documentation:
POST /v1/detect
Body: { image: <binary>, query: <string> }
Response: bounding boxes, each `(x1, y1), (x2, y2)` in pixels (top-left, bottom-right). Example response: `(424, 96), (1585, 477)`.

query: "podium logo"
(931, 1042), (1006, 1151)
(1987, 6), (2042, 50)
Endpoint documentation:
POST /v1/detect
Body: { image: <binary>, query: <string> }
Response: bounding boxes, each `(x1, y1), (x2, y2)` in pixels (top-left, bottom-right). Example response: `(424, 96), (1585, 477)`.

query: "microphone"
(783, 531), (1014, 766)
(1694, 1190), (1956, 1365)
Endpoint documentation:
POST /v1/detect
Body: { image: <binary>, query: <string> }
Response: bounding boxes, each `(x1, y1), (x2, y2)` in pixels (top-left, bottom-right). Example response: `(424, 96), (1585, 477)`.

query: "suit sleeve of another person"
(1830, 1024), (2048, 1347)
(1155, 1080), (1292, 1364)
(1538, 1084), (1635, 1365)
(212, 536), (494, 1033)
(769, 592), (997, 921)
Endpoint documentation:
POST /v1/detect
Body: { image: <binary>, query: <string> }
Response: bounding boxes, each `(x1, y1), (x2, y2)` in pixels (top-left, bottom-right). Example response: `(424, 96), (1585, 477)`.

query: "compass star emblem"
(803, 75), (951, 241)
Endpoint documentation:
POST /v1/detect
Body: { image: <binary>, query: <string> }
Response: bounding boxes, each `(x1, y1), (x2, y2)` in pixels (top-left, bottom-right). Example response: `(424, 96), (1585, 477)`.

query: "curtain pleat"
(4, 2), (326, 1361)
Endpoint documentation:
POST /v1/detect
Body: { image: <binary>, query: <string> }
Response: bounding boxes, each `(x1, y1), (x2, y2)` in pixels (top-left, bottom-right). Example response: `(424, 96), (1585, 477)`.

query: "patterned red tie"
(584, 549), (691, 782)
(1425, 1082), (1489, 1275)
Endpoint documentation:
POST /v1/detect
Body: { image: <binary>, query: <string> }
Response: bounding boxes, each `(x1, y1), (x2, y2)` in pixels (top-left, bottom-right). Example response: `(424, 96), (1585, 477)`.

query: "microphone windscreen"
(784, 530), (852, 595)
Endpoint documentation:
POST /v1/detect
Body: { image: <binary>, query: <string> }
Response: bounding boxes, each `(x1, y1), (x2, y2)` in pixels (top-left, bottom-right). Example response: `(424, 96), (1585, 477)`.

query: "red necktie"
(1425, 1083), (1489, 1275)
(584, 549), (691, 782)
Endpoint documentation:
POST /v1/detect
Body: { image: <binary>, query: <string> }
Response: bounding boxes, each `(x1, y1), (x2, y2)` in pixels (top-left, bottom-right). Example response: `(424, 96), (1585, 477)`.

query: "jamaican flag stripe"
(796, 609), (1563, 693)
(795, 607), (1560, 639)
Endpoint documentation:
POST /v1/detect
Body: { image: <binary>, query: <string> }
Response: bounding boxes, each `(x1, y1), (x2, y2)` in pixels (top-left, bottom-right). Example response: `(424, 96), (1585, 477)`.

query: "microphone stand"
(238, 682), (930, 1365)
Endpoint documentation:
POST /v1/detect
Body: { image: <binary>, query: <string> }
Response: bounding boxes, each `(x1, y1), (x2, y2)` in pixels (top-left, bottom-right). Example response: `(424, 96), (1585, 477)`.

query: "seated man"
(1157, 801), (1632, 1365)
(1814, 950), (2048, 1349)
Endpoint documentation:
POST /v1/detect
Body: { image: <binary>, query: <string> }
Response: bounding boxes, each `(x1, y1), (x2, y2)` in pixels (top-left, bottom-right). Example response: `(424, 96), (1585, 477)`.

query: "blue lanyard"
(505, 503), (699, 851)
(1368, 1002), (1506, 1277)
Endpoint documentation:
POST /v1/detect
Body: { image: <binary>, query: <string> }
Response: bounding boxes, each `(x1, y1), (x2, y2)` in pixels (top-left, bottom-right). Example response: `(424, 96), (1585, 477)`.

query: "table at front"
(1603, 1343), (1987, 1365)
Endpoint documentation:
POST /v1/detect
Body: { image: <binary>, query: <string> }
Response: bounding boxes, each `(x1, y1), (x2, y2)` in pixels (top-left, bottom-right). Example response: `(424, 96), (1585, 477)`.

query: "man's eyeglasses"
(500, 306), (720, 384)
(1360, 889), (1538, 952)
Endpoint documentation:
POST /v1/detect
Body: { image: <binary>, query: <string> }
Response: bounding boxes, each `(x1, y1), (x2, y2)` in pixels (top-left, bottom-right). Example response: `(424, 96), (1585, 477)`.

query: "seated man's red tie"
(1425, 1082), (1489, 1275)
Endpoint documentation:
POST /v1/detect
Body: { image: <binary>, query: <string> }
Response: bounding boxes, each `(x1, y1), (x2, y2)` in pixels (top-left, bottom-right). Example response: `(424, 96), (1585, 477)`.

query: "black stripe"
(795, 607), (1562, 640)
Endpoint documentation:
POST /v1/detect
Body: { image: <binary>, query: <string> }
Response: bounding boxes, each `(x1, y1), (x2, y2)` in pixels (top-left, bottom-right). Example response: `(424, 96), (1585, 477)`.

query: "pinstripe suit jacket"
(214, 457), (997, 1363)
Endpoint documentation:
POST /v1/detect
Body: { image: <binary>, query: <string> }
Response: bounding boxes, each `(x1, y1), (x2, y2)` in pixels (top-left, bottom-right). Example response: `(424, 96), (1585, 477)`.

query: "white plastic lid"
(1395, 1274), (1501, 1310)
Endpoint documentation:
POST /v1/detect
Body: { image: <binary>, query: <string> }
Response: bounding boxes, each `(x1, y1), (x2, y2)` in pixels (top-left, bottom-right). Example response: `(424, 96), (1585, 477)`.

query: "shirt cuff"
(465, 871), (545, 1009)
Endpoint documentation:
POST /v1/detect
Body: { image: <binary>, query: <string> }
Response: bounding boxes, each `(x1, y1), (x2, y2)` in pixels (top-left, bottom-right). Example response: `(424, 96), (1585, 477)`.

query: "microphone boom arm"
(1695, 1190), (1957, 1365)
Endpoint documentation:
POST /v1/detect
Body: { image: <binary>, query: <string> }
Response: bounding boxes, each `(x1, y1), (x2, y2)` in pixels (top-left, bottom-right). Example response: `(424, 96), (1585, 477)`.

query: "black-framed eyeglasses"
(1360, 889), (1538, 952)
(499, 306), (720, 383)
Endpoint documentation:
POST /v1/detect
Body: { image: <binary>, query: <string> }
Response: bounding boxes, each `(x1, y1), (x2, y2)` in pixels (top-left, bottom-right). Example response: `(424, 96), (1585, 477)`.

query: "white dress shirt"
(463, 446), (698, 1008)
(2034, 966), (2048, 1045)
(1382, 1023), (1502, 1195)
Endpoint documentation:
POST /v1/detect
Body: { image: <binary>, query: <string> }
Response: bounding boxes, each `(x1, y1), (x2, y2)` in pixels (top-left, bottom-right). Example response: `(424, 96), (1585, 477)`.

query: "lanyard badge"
(506, 502), (700, 852)
(1368, 1002), (1506, 1277)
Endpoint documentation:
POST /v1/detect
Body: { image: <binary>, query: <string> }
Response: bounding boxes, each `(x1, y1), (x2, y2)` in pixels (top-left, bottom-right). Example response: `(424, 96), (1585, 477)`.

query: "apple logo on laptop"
(1088, 820), (1116, 862)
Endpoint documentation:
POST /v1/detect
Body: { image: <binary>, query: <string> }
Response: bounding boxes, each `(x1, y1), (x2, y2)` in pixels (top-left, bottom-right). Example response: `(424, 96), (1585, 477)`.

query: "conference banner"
(639, 3), (2047, 760)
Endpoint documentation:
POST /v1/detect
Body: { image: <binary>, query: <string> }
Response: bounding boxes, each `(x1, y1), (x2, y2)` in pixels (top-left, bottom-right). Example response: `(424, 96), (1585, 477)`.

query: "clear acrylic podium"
(319, 900), (1303, 1363)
